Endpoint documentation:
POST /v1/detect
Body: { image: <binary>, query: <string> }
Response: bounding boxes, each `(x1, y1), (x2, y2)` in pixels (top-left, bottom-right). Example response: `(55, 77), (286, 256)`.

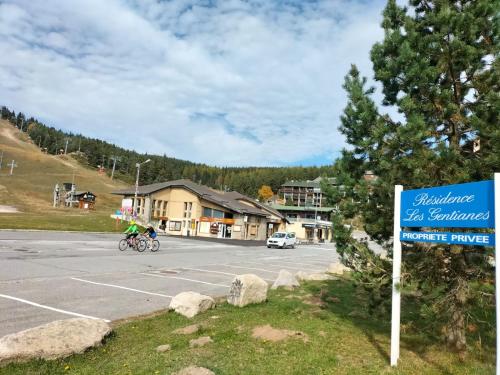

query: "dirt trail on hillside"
(0, 126), (24, 146)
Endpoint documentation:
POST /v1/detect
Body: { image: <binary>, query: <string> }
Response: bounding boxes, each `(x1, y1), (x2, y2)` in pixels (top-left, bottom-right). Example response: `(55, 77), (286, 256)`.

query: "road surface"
(0, 231), (339, 336)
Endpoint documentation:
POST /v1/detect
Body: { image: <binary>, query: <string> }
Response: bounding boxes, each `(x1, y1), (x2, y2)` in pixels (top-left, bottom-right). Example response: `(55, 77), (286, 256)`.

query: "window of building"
(202, 207), (225, 218)
(184, 202), (192, 218)
(137, 198), (143, 215)
(161, 201), (168, 217)
(199, 221), (210, 233)
(213, 209), (224, 218)
(169, 221), (181, 231)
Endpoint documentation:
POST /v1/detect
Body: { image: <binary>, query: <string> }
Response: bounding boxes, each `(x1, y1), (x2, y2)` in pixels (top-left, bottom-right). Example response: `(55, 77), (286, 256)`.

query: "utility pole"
(133, 159), (151, 218)
(110, 156), (121, 180)
(78, 138), (81, 152)
(38, 136), (42, 148)
(7, 160), (17, 176)
(64, 138), (69, 154)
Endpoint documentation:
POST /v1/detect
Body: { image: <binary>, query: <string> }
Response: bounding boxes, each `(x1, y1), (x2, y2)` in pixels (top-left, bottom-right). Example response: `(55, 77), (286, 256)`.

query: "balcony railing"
(286, 217), (332, 225)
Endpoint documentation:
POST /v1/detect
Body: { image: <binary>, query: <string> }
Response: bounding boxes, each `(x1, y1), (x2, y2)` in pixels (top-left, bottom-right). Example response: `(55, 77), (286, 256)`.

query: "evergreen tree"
(328, 0), (499, 351)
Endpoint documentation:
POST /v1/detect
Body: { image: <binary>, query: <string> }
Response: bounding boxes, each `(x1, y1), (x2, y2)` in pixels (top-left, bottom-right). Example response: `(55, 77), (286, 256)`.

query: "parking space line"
(0, 293), (111, 322)
(182, 267), (238, 276)
(70, 277), (173, 298)
(181, 268), (274, 282)
(140, 273), (230, 288)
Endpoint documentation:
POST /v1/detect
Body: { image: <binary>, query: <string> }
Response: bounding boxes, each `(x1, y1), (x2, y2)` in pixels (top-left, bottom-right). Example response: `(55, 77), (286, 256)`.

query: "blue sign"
(400, 231), (495, 247)
(400, 180), (494, 228)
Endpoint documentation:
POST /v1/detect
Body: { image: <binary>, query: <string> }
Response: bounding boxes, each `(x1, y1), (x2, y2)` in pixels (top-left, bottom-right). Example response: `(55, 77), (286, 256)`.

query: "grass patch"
(0, 211), (130, 232)
(0, 119), (128, 232)
(0, 278), (494, 375)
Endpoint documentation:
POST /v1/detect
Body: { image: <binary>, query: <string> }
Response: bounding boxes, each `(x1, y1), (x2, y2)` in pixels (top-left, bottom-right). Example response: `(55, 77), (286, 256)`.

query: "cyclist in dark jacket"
(143, 224), (157, 248)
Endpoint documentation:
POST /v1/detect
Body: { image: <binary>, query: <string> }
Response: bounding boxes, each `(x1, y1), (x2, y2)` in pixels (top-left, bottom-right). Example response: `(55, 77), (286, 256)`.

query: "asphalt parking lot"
(0, 231), (339, 337)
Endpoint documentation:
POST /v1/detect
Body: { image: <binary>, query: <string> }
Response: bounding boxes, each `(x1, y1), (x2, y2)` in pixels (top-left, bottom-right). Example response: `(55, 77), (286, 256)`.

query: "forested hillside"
(1, 106), (333, 196)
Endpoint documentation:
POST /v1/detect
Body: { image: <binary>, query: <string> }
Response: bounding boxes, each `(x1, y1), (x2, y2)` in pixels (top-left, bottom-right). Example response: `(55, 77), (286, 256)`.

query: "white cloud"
(0, 0), (387, 166)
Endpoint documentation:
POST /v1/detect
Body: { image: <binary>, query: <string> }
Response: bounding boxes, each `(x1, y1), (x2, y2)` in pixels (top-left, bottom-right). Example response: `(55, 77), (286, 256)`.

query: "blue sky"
(0, 0), (388, 166)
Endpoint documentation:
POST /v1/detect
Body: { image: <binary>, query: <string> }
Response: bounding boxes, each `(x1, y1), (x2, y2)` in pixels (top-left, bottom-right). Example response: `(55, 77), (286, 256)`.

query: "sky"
(0, 0), (388, 167)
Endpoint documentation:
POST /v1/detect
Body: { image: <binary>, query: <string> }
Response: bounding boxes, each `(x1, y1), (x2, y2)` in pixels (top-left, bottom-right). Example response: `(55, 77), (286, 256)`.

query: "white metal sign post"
(495, 173), (499, 375)
(391, 177), (497, 372)
(391, 185), (403, 366)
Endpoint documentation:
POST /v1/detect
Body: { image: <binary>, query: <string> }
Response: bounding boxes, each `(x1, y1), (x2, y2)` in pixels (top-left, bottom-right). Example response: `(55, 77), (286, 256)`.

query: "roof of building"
(280, 176), (337, 188)
(223, 191), (286, 220)
(268, 204), (337, 213)
(71, 191), (96, 197)
(112, 179), (269, 217)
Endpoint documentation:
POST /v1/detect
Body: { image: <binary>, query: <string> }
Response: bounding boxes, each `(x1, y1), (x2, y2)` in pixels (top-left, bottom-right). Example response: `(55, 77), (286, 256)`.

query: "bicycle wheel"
(118, 239), (128, 251)
(137, 238), (147, 252)
(150, 240), (160, 252)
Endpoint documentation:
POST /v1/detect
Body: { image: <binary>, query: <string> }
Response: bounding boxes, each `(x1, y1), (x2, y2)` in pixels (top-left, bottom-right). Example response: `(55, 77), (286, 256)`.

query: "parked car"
(267, 232), (296, 249)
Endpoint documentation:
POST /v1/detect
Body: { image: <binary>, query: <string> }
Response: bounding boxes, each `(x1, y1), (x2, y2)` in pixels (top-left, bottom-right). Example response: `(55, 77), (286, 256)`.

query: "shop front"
(199, 217), (235, 239)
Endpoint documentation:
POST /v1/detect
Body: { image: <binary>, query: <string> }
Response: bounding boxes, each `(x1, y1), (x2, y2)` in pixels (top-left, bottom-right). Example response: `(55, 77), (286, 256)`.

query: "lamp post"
(133, 159), (151, 219)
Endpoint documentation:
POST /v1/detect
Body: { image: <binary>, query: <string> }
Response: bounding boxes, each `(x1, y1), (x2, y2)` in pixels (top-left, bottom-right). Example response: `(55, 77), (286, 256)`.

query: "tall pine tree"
(328, 0), (499, 351)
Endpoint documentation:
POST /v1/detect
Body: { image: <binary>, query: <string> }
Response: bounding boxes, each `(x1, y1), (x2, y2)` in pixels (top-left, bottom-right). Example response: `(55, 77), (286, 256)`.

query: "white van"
(267, 232), (296, 249)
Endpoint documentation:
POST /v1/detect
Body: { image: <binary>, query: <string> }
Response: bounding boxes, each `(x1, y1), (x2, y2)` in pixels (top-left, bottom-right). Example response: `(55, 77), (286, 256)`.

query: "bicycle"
(118, 236), (147, 252)
(141, 234), (160, 252)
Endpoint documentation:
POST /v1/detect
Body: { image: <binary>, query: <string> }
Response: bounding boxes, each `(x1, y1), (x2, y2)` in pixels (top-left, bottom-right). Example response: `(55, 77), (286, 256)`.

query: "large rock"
(0, 318), (111, 364)
(327, 262), (350, 275)
(227, 274), (268, 307)
(172, 366), (215, 375)
(295, 271), (334, 281)
(271, 270), (300, 290)
(169, 292), (215, 318)
(306, 273), (334, 281)
(295, 271), (309, 281)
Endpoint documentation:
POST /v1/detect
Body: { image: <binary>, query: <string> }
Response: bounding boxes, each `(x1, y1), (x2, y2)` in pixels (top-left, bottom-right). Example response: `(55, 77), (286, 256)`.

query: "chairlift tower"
(110, 155), (121, 180)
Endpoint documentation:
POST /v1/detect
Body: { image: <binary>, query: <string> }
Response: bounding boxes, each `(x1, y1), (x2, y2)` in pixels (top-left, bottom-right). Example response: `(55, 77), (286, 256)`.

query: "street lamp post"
(133, 159), (151, 219)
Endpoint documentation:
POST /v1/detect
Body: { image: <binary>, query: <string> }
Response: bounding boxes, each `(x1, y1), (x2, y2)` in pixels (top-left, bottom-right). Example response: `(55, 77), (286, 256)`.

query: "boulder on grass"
(170, 292), (215, 318)
(0, 318), (111, 364)
(306, 273), (334, 281)
(227, 274), (268, 307)
(327, 262), (350, 275)
(172, 366), (215, 375)
(295, 271), (334, 281)
(295, 271), (309, 281)
(271, 270), (300, 290)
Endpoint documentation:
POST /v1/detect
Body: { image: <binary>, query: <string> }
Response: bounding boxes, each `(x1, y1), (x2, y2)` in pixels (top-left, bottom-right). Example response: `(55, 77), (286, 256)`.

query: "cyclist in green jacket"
(124, 220), (139, 246)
